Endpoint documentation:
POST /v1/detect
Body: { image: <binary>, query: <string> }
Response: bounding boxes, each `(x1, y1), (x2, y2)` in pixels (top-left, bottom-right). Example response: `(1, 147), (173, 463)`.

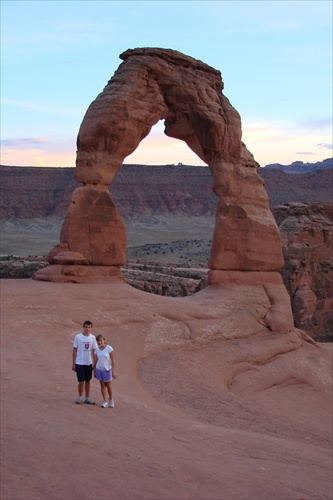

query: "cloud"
(1, 138), (48, 148)
(242, 122), (292, 143)
(297, 117), (332, 130)
(317, 143), (333, 150)
(1, 98), (85, 117)
(241, 119), (332, 167)
(0, 135), (76, 167)
(55, 21), (91, 31)
(3, 20), (98, 47)
(1, 145), (75, 167)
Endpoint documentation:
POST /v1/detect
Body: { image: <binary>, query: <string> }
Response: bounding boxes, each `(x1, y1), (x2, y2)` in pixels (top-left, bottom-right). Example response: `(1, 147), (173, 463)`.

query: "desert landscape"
(1, 46), (332, 500)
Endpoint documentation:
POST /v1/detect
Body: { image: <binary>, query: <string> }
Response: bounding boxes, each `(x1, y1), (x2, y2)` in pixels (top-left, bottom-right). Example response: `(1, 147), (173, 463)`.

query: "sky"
(1, 0), (332, 169)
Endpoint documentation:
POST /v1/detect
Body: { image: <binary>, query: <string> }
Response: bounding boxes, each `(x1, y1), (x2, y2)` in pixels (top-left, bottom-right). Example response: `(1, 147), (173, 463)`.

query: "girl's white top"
(95, 345), (114, 371)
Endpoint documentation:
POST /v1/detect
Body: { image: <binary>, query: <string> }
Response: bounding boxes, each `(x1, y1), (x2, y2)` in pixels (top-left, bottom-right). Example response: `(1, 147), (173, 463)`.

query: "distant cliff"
(274, 202), (333, 341)
(0, 159), (332, 221)
(265, 157), (332, 173)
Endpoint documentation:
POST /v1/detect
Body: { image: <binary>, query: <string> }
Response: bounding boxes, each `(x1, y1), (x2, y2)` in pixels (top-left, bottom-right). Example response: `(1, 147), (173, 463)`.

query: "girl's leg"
(105, 381), (113, 401)
(100, 381), (107, 401)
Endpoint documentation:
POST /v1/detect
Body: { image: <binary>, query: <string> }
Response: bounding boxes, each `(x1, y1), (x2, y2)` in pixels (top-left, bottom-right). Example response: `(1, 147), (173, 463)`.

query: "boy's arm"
(72, 347), (77, 371)
(110, 351), (117, 378)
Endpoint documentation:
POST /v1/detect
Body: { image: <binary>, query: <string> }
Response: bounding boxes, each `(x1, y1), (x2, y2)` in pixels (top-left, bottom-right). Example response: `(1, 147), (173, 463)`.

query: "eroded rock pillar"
(59, 184), (126, 266)
(33, 184), (126, 283)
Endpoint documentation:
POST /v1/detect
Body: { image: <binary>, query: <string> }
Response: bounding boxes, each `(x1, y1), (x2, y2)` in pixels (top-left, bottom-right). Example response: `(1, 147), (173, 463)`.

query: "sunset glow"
(1, 1), (332, 168)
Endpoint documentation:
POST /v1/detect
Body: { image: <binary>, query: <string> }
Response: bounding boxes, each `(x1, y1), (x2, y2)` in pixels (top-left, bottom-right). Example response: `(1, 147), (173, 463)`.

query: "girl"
(94, 334), (117, 408)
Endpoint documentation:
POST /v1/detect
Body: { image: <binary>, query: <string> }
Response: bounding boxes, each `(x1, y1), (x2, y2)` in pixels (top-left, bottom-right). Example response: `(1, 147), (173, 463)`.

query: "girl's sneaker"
(108, 399), (115, 408)
(101, 401), (108, 408)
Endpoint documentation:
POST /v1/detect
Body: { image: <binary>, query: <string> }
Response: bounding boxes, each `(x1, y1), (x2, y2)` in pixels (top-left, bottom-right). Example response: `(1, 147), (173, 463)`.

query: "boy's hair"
(83, 320), (93, 327)
(96, 334), (105, 341)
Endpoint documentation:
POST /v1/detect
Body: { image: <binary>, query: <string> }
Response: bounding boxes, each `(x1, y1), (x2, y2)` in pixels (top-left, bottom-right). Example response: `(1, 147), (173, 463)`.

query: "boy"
(72, 320), (97, 404)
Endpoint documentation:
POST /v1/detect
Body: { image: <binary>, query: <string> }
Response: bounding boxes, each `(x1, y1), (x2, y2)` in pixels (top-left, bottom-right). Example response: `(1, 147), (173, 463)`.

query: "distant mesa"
(265, 157), (332, 173)
(0, 159), (332, 221)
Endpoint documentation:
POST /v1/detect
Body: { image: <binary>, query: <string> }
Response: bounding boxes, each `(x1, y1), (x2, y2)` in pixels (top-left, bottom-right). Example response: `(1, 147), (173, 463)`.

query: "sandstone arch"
(34, 48), (284, 285)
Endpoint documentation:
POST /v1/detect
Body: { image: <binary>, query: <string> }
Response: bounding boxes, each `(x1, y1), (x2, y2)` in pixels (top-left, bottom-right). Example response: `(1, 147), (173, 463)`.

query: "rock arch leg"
(208, 159), (284, 273)
(59, 184), (126, 266)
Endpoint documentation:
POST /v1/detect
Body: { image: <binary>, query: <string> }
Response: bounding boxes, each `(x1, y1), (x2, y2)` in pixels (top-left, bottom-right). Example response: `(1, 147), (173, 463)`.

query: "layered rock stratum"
(1, 162), (332, 220)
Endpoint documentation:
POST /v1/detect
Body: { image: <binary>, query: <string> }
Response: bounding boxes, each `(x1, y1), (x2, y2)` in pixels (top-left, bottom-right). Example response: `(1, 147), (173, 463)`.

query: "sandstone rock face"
(123, 262), (207, 297)
(57, 185), (126, 266)
(34, 47), (283, 283)
(274, 202), (333, 340)
(207, 270), (295, 334)
(33, 264), (124, 284)
(0, 255), (48, 279)
(293, 284), (317, 326)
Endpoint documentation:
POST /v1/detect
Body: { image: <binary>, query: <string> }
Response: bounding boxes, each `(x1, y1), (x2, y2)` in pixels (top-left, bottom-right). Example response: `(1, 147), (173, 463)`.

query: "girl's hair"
(96, 334), (105, 341)
(83, 320), (93, 327)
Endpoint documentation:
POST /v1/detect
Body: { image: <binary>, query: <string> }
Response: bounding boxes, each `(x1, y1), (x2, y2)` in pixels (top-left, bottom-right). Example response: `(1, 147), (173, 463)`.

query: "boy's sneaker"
(101, 401), (108, 408)
(75, 396), (83, 404)
(84, 397), (95, 405)
(108, 399), (115, 408)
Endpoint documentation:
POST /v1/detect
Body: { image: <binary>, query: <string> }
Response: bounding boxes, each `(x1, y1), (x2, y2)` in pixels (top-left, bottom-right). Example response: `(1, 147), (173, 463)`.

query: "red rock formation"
(58, 185), (126, 266)
(35, 47), (283, 283)
(33, 48), (305, 341)
(35, 184), (126, 282)
(274, 202), (333, 340)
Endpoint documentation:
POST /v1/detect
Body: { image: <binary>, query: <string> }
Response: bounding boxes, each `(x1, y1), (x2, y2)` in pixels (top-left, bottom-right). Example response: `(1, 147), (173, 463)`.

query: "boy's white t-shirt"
(73, 333), (97, 365)
(95, 345), (114, 371)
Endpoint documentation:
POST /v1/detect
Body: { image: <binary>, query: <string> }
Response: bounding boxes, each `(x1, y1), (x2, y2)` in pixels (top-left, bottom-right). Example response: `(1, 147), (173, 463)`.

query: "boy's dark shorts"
(75, 364), (93, 382)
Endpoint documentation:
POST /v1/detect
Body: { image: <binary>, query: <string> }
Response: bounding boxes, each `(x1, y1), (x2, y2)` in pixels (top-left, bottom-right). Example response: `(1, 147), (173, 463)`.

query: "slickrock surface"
(1, 279), (332, 500)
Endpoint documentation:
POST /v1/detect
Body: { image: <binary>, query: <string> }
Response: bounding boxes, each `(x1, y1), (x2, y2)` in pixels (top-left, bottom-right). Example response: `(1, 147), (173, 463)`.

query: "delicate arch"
(40, 48), (284, 281)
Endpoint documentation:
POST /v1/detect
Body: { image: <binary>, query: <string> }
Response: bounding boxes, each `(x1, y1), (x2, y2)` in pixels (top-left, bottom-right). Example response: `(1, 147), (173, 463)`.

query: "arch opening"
(109, 120), (214, 296)
(125, 120), (208, 168)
